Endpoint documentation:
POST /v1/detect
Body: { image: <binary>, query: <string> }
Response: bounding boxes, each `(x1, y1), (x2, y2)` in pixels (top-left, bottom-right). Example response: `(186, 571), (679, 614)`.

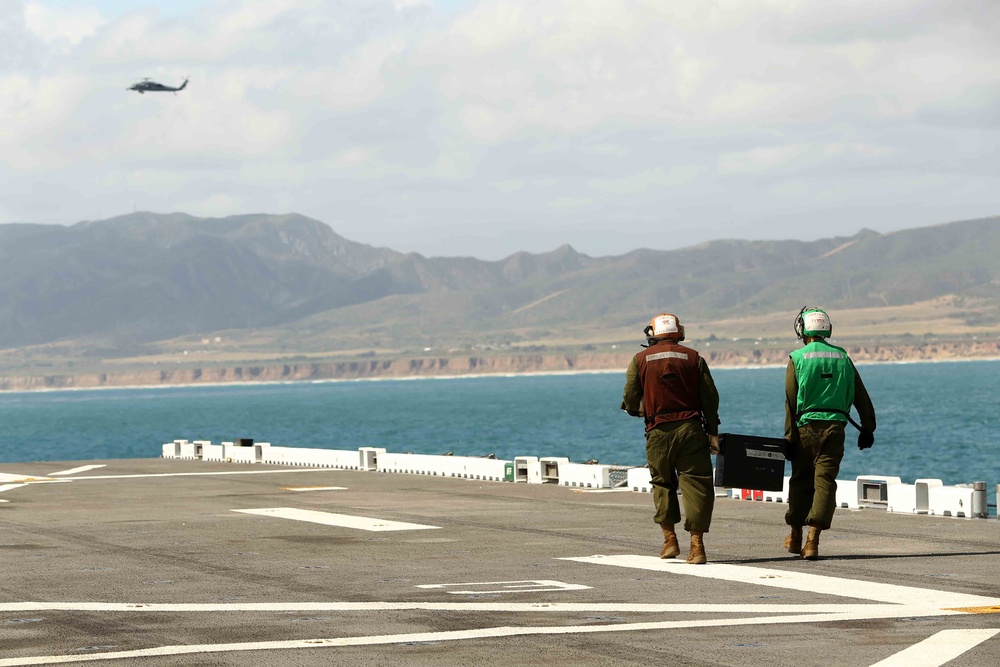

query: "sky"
(2, 0), (998, 260)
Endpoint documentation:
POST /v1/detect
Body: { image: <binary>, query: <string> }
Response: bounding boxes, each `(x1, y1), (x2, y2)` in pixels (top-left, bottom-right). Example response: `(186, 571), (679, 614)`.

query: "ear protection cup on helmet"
(794, 306), (806, 339)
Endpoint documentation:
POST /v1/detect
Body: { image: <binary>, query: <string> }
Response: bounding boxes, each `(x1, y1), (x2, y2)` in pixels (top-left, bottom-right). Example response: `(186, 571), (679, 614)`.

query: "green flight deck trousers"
(785, 420), (845, 531)
(645, 418), (714, 532)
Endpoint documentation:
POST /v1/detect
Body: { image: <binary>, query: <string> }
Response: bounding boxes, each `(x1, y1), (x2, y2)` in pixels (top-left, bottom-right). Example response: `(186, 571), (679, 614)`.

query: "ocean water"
(1, 360), (998, 496)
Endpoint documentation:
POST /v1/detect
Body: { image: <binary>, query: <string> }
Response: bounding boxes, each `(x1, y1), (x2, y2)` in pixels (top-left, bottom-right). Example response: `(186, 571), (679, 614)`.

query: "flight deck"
(1, 456), (999, 666)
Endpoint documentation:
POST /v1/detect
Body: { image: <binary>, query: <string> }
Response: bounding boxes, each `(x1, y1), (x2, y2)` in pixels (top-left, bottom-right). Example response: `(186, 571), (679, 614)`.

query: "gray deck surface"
(2, 458), (999, 666)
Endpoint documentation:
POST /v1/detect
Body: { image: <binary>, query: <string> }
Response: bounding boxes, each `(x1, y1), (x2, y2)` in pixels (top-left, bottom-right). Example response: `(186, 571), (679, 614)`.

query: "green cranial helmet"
(794, 307), (832, 339)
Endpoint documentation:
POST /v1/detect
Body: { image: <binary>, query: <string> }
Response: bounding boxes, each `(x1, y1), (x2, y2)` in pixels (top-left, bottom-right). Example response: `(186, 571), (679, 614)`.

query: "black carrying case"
(714, 433), (787, 491)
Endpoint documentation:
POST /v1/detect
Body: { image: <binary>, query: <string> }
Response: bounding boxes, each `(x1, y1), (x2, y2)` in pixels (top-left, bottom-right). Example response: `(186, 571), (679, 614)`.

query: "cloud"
(23, 2), (106, 48)
(718, 144), (814, 175)
(1, 0), (999, 257)
(590, 166), (704, 194)
(396, 0), (431, 10)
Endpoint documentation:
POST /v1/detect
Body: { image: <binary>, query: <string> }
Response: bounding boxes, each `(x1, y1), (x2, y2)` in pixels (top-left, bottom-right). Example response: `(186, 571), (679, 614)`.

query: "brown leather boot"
(784, 526), (802, 554)
(801, 526), (821, 560)
(659, 524), (680, 559)
(687, 530), (707, 564)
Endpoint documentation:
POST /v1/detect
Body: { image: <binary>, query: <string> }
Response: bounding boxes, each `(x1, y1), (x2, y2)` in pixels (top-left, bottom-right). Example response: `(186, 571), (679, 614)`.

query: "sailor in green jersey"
(784, 307), (876, 560)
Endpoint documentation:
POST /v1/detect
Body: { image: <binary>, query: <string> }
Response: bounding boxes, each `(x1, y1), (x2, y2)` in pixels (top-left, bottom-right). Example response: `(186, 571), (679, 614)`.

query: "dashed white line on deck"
(232, 507), (440, 531)
(870, 629), (1000, 667)
(48, 464), (106, 476)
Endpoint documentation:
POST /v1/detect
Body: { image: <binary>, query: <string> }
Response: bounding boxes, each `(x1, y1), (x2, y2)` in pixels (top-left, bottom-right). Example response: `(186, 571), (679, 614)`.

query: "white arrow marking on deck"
(233, 507), (440, 532)
(48, 464), (106, 476)
(560, 554), (1000, 609)
(0, 483), (28, 494)
(869, 629), (1000, 667)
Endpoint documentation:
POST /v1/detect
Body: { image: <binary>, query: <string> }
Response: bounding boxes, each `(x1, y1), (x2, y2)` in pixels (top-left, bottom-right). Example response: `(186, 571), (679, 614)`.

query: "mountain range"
(0, 213), (997, 358)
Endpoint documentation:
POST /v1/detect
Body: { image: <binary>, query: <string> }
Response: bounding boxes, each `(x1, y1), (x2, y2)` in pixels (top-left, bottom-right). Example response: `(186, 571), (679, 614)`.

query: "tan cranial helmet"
(644, 313), (685, 341)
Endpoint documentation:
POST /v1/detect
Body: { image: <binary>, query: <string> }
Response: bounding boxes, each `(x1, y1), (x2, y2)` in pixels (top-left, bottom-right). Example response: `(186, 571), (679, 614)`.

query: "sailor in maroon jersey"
(622, 313), (720, 564)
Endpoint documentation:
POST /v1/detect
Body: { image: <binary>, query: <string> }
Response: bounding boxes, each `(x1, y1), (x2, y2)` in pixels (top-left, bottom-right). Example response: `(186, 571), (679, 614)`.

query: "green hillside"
(0, 214), (997, 374)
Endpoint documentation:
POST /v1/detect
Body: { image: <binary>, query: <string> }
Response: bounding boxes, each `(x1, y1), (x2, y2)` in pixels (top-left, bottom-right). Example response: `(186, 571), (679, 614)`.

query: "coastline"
(0, 340), (997, 394)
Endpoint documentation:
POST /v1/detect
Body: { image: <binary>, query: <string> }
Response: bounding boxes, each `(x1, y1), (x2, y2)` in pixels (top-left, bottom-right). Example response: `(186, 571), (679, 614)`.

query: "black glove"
(858, 431), (874, 450)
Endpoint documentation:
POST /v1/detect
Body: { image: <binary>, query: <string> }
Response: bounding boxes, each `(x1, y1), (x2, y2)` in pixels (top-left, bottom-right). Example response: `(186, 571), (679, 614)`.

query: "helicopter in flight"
(128, 78), (188, 94)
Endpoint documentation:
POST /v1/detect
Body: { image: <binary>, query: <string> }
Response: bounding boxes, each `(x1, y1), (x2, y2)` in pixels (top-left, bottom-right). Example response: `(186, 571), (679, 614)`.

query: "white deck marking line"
(48, 464), (106, 476)
(282, 486), (347, 492)
(561, 555), (1000, 609)
(64, 469), (338, 480)
(0, 480), (66, 494)
(233, 507), (440, 532)
(869, 629), (1000, 667)
(0, 474), (57, 483)
(0, 608), (958, 667)
(0, 601), (915, 614)
(0, 480), (68, 492)
(415, 580), (592, 594)
(573, 488), (632, 494)
(3, 556), (993, 665)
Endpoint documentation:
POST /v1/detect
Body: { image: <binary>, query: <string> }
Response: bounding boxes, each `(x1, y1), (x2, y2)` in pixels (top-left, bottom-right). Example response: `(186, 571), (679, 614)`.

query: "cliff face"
(0, 354), (633, 391)
(0, 341), (997, 392)
(703, 340), (1000, 366)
